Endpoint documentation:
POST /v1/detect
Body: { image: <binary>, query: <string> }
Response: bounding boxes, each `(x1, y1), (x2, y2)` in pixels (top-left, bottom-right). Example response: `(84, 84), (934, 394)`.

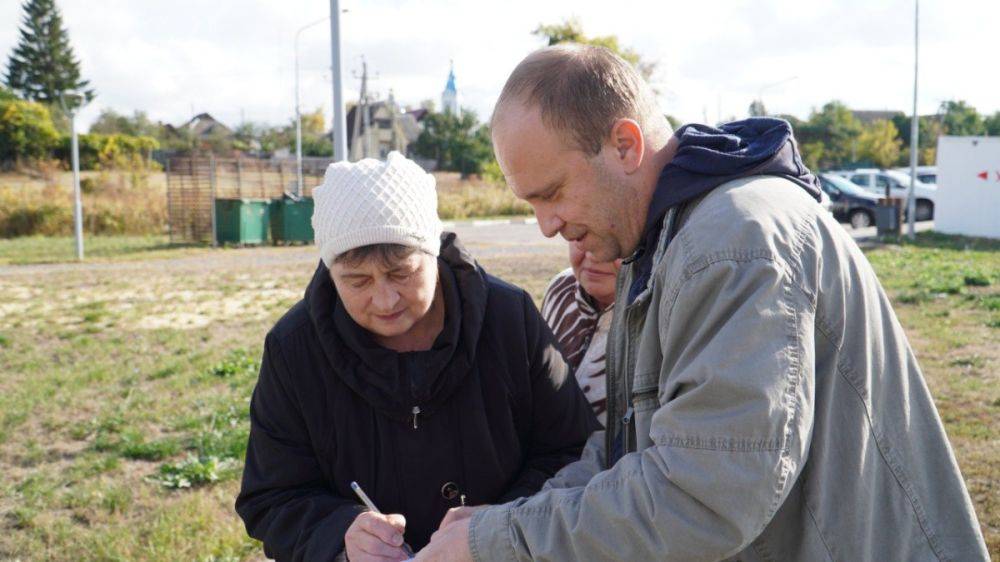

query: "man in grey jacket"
(416, 45), (988, 561)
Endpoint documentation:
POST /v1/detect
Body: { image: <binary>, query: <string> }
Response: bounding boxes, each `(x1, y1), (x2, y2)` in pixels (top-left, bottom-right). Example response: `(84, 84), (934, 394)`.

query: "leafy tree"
(232, 122), (258, 153)
(300, 134), (332, 157)
(797, 101), (863, 169)
(985, 111), (1000, 136)
(777, 113), (803, 130)
(890, 113), (943, 166)
(0, 85), (17, 102)
(856, 120), (902, 168)
(939, 100), (985, 136)
(56, 132), (159, 171)
(300, 107), (325, 136)
(413, 109), (494, 177)
(3, 0), (94, 107)
(259, 125), (292, 155)
(748, 99), (768, 117)
(0, 97), (60, 164)
(157, 125), (197, 154)
(89, 108), (158, 137)
(295, 107), (330, 156)
(533, 18), (656, 80)
(799, 141), (825, 172)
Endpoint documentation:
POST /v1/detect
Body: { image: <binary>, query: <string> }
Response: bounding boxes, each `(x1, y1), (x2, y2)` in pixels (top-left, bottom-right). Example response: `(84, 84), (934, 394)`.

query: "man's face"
(329, 251), (438, 338)
(492, 102), (644, 262)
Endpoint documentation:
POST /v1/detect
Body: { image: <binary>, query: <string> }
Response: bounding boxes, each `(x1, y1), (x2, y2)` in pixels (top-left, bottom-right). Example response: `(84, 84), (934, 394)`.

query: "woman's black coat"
(235, 233), (599, 560)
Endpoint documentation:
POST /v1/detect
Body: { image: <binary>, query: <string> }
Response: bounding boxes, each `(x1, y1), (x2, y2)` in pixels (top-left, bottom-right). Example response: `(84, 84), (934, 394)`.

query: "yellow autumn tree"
(857, 119), (902, 168)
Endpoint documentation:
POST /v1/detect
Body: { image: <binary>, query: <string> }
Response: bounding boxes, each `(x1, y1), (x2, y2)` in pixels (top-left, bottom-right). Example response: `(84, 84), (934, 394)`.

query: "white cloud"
(0, 0), (997, 131)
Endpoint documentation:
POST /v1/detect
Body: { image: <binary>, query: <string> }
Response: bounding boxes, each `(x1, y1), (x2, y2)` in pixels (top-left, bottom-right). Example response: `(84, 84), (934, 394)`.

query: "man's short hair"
(492, 44), (666, 155)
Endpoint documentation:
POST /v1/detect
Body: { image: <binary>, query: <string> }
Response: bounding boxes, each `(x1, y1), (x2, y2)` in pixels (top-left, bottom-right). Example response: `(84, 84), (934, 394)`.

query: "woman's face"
(329, 251), (439, 338)
(569, 241), (622, 308)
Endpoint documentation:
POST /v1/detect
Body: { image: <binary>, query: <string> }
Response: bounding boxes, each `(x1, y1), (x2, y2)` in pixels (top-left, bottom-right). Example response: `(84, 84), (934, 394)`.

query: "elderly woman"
(541, 241), (622, 426)
(235, 152), (598, 562)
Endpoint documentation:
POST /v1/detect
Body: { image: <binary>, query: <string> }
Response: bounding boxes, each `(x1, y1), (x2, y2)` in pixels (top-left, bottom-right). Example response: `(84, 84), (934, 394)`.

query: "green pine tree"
(3, 0), (94, 108)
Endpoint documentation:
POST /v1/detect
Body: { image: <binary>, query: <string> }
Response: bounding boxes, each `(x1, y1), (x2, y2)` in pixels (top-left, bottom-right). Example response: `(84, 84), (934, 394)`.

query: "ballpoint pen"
(350, 481), (416, 558)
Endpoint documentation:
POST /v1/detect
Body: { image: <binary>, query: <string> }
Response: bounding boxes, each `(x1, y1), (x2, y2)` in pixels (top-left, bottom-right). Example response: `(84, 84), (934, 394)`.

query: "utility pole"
(329, 0), (347, 162)
(907, 0), (920, 239)
(352, 57), (378, 160)
(388, 89), (401, 152)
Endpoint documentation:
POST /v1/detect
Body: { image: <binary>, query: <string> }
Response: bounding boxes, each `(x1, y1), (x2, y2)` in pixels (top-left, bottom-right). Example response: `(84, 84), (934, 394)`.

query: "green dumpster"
(270, 195), (315, 244)
(215, 198), (270, 245)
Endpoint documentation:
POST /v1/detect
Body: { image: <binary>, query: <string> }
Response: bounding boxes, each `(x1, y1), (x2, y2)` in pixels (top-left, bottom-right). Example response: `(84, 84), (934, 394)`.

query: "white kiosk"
(936, 136), (1000, 239)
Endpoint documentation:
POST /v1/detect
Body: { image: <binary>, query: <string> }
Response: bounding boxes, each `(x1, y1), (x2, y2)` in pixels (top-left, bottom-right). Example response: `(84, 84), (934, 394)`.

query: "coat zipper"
(605, 265), (626, 460)
(622, 305), (635, 455)
(411, 406), (421, 429)
(617, 208), (678, 458)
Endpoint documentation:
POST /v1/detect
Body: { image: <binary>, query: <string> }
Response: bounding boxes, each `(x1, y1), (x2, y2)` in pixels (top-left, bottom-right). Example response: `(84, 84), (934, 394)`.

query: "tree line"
(776, 100), (1000, 171)
(3, 3), (999, 176)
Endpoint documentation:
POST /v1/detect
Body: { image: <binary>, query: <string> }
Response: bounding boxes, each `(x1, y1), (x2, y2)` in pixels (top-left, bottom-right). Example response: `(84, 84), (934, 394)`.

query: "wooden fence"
(165, 156), (332, 244)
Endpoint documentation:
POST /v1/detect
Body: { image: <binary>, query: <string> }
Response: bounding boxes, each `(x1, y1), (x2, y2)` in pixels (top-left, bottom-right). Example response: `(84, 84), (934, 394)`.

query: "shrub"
(0, 98), (60, 164)
(55, 133), (161, 173)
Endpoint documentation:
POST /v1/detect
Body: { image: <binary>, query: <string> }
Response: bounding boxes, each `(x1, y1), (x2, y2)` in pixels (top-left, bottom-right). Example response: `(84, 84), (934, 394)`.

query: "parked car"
(818, 172), (881, 228)
(893, 165), (938, 185)
(836, 168), (937, 220)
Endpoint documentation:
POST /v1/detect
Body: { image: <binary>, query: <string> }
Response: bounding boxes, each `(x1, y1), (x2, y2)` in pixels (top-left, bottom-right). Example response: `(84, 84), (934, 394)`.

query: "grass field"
(0, 231), (996, 559)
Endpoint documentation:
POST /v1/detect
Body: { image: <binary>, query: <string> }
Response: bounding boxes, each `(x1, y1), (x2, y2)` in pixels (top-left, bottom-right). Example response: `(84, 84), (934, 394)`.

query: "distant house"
(162, 112), (237, 155)
(346, 93), (424, 161)
(165, 112), (233, 139)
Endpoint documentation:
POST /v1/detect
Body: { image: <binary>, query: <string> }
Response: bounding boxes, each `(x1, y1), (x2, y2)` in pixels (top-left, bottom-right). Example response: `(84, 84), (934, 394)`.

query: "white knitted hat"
(312, 151), (442, 267)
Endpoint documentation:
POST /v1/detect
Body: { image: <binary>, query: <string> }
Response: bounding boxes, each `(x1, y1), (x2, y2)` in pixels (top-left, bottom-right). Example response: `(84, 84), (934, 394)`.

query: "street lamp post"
(295, 17), (329, 198)
(907, 0), (920, 239)
(60, 91), (86, 261)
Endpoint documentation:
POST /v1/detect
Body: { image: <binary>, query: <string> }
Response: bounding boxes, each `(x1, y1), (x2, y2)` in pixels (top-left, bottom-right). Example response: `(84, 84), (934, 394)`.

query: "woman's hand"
(437, 505), (488, 531)
(345, 511), (410, 562)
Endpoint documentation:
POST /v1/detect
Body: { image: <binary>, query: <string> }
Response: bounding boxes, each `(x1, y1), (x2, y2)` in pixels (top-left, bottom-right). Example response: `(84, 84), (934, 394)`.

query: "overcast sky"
(1, 0), (997, 131)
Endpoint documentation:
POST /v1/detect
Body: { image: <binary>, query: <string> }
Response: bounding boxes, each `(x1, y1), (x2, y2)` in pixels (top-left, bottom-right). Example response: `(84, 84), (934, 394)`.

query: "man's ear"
(609, 118), (644, 174)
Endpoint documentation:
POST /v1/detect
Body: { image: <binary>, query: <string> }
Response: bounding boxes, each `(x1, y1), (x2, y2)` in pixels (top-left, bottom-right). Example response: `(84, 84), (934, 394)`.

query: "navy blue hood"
(624, 117), (820, 304)
(650, 117), (820, 226)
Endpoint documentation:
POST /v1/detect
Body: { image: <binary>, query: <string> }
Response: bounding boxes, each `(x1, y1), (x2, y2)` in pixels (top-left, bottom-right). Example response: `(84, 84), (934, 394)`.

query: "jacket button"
(440, 482), (459, 500)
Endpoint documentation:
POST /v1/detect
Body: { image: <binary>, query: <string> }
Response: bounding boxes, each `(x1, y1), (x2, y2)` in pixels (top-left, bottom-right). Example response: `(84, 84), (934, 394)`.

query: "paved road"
(0, 220), (934, 277)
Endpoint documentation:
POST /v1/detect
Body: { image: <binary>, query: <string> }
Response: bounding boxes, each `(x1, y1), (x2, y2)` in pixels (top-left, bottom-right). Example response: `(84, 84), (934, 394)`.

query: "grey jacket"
(468, 176), (988, 561)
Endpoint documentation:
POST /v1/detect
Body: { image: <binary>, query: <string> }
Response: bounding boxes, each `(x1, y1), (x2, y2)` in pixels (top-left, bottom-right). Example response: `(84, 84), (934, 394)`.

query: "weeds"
(150, 455), (240, 489)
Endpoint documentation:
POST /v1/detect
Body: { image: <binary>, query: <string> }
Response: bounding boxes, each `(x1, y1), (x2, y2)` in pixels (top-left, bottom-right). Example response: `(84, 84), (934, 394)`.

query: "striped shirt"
(540, 268), (613, 426)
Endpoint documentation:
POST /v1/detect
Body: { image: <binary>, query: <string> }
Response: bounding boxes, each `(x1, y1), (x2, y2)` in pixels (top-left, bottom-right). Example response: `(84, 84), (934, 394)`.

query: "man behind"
(418, 45), (988, 561)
